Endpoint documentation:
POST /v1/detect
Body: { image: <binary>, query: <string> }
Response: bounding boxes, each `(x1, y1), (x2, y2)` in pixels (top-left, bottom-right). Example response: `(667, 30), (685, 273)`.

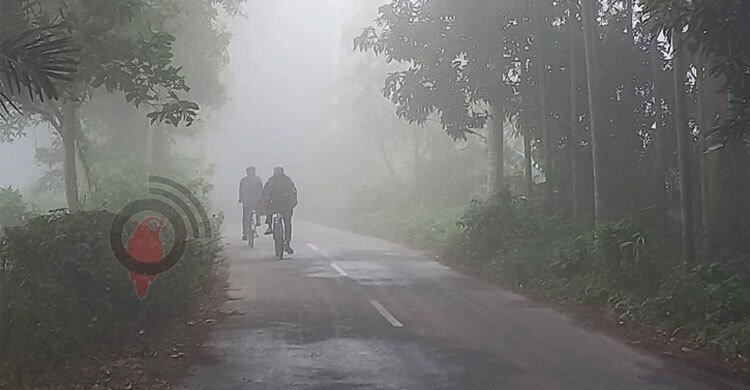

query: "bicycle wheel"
(273, 215), (284, 259)
(248, 213), (256, 248)
(248, 226), (255, 248)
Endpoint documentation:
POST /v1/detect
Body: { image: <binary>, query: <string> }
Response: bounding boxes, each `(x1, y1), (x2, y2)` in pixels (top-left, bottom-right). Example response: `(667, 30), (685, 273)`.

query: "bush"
(455, 195), (750, 357)
(0, 210), (221, 367)
(0, 187), (28, 228)
(323, 186), (750, 358)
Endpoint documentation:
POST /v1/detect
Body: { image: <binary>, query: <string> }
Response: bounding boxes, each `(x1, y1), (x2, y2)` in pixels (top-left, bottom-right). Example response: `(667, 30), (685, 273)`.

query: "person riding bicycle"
(263, 166), (297, 254)
(239, 166), (264, 241)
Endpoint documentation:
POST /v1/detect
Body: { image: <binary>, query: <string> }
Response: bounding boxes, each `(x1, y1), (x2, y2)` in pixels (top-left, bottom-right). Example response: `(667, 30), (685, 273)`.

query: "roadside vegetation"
(333, 186), (750, 371)
(0, 0), (241, 386)
(0, 210), (222, 386)
(456, 195), (750, 361)
(309, 0), (750, 375)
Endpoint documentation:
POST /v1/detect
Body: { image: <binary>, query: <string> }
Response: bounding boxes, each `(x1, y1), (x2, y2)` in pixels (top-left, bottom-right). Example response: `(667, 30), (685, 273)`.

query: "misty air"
(1, 1), (749, 389)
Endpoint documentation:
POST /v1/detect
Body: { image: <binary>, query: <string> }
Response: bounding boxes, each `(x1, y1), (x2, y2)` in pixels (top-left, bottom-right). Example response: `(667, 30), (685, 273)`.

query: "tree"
(644, 0), (750, 254)
(581, 0), (607, 224)
(355, 0), (506, 195)
(0, 25), (78, 119)
(671, 30), (695, 264)
(0, 187), (28, 227)
(567, 0), (591, 222)
(356, 0), (750, 261)
(644, 0), (750, 138)
(0, 0), (231, 211)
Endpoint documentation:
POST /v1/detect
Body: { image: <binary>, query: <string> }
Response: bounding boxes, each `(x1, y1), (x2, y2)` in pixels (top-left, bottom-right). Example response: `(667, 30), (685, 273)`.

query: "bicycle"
(247, 210), (257, 248)
(271, 212), (285, 259)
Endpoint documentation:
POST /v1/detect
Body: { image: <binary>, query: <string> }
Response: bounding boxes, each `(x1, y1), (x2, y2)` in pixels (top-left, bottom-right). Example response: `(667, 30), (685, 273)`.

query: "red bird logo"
(125, 216), (166, 299)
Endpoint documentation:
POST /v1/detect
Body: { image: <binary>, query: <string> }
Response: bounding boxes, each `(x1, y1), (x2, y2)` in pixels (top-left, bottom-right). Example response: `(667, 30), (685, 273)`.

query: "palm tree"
(0, 25), (79, 119)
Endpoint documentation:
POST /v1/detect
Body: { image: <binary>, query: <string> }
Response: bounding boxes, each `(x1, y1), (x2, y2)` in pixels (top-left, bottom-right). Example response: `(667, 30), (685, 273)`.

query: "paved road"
(180, 223), (741, 390)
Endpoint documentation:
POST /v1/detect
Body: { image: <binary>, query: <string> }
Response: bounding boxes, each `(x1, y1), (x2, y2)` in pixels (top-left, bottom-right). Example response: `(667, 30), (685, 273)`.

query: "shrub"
(0, 187), (28, 228)
(0, 210), (221, 367)
(455, 195), (750, 357)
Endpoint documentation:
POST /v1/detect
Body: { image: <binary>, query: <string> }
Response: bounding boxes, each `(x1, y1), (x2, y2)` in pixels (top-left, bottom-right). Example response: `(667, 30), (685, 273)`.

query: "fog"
(0, 133), (44, 188)
(207, 0), (361, 219)
(5, 1), (750, 388)
(1, 0), (385, 221)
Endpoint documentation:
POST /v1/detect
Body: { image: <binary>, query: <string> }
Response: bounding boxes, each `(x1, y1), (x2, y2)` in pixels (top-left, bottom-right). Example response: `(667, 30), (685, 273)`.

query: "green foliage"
(455, 196), (750, 357)
(146, 96), (200, 127)
(5, 0), (238, 211)
(644, 0), (750, 139)
(87, 156), (149, 210)
(0, 0), (225, 138)
(357, 0), (664, 217)
(339, 183), (750, 357)
(354, 0), (498, 139)
(0, 25), (79, 119)
(0, 187), (28, 227)
(352, 205), (465, 250)
(0, 210), (221, 366)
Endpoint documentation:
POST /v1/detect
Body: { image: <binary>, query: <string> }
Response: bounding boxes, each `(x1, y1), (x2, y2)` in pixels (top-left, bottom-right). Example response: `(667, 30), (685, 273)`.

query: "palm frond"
(0, 25), (80, 120)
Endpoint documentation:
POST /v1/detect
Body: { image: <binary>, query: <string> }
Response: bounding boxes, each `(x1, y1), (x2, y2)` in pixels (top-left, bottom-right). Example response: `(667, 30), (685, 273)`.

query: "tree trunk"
(486, 102), (505, 197)
(650, 37), (668, 207)
(413, 133), (423, 188)
(569, 2), (595, 225)
(537, 16), (553, 206)
(672, 31), (695, 264)
(569, 12), (581, 220)
(617, 0), (639, 214)
(61, 99), (83, 212)
(146, 121), (154, 175)
(0, 258), (7, 362)
(701, 65), (728, 249)
(524, 131), (533, 196)
(581, 0), (607, 224)
(695, 57), (710, 245)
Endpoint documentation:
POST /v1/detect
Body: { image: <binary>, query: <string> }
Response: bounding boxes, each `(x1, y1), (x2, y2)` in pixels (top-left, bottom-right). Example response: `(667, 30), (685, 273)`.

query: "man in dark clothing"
(263, 166), (297, 253)
(239, 167), (264, 241)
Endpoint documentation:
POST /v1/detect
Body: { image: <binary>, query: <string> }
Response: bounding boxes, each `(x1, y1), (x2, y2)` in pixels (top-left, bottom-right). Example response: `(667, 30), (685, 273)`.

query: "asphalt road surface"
(179, 222), (743, 390)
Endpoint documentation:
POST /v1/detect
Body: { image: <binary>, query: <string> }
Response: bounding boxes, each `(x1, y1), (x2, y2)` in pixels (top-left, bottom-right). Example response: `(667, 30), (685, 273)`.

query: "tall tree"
(567, 1), (589, 222)
(581, 0), (607, 224)
(0, 0), (235, 211)
(354, 0), (496, 191)
(535, 13), (553, 203)
(671, 30), (695, 264)
(486, 103), (504, 195)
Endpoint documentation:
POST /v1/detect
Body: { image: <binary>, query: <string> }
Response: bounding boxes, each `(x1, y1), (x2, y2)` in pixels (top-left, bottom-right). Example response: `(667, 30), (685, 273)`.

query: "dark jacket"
(239, 174), (264, 209)
(263, 174), (297, 212)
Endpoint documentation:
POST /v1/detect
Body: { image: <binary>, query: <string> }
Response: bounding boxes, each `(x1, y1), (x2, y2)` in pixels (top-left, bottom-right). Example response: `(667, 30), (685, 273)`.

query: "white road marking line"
(330, 262), (348, 276)
(369, 300), (404, 328)
(307, 243), (348, 277)
(306, 243), (324, 255)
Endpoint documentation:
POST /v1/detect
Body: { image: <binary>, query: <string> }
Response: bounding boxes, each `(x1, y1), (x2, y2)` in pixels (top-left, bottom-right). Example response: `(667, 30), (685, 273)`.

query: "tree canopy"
(358, 0), (750, 262)
(0, 0), (241, 211)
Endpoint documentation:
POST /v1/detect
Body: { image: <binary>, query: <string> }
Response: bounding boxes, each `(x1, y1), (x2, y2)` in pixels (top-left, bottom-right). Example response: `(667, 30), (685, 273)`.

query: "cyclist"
(239, 166), (263, 241)
(263, 166), (298, 254)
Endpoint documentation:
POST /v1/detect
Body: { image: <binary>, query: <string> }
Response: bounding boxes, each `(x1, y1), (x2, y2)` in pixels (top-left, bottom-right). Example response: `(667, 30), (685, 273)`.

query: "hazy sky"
(0, 125), (50, 189)
(0, 0), (373, 215)
(206, 0), (360, 214)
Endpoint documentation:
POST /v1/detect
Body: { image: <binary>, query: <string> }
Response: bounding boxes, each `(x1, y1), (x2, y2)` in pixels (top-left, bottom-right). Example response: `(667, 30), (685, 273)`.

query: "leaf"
(0, 25), (80, 119)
